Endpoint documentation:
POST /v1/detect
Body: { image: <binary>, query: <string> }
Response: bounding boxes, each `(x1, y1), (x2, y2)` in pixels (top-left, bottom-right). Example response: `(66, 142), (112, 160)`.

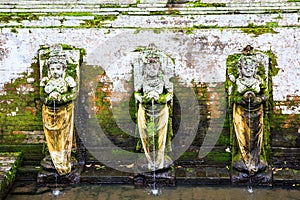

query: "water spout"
(151, 98), (157, 192)
(247, 185), (253, 194)
(52, 189), (61, 196)
(150, 188), (159, 196)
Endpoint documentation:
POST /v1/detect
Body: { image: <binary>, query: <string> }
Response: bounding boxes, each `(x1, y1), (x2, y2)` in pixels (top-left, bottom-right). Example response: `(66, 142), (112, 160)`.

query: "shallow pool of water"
(6, 184), (300, 200)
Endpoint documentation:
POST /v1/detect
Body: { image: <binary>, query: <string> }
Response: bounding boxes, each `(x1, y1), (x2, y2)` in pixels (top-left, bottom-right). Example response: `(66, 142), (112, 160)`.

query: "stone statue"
(40, 45), (78, 176)
(134, 45), (174, 171)
(227, 46), (271, 184)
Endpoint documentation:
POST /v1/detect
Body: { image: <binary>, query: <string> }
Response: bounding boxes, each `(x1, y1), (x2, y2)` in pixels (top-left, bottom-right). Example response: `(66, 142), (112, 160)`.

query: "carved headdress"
(139, 43), (162, 64)
(46, 45), (67, 68)
(238, 55), (259, 76)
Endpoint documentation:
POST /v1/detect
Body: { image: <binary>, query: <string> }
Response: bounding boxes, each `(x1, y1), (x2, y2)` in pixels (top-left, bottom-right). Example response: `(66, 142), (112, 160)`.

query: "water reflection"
(6, 185), (300, 200)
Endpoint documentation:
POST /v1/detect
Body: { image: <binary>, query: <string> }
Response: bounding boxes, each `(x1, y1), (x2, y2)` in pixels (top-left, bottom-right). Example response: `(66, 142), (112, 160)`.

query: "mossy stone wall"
(0, 0), (299, 170)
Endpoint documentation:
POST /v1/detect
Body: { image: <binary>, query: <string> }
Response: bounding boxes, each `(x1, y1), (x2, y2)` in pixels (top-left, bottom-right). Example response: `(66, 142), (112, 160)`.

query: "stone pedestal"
(230, 160), (272, 186)
(133, 167), (176, 187)
(37, 156), (83, 186)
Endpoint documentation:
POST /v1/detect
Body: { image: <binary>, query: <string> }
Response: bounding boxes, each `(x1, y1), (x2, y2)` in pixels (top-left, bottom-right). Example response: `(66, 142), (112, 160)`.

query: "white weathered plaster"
(202, 0), (288, 2)
(0, 0), (299, 114)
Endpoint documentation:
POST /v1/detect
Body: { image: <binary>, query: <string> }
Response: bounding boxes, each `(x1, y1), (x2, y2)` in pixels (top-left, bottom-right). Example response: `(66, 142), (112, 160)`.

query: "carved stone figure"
(134, 45), (174, 171)
(227, 46), (271, 184)
(233, 55), (267, 173)
(40, 45), (79, 176)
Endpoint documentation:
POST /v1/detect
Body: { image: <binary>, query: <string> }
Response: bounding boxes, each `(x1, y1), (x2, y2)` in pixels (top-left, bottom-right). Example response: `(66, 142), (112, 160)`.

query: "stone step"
(0, 0), (136, 5)
(0, 4), (299, 13)
(0, 152), (23, 200)
(226, 2), (300, 7)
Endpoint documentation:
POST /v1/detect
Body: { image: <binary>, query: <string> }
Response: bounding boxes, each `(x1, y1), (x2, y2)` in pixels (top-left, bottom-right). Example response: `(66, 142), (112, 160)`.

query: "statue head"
(46, 45), (67, 79)
(238, 55), (258, 78)
(141, 44), (163, 78)
(144, 55), (162, 78)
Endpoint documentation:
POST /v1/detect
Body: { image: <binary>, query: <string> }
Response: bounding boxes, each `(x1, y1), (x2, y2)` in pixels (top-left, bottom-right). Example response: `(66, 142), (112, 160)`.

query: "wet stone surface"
(0, 152), (22, 199)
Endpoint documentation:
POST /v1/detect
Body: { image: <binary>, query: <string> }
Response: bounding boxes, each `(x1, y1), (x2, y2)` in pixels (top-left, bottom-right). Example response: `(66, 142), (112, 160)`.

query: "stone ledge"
(0, 0), (136, 4)
(0, 3), (300, 14)
(0, 13), (299, 28)
(0, 152), (23, 200)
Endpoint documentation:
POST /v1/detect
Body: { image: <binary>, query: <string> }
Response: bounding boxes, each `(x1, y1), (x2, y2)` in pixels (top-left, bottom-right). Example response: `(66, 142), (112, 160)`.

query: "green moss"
(266, 22), (279, 28)
(10, 27), (18, 33)
(39, 45), (83, 105)
(0, 60), (43, 136)
(226, 49), (278, 166)
(153, 29), (161, 34)
(206, 151), (231, 164)
(179, 151), (198, 160)
(2, 134), (27, 144)
(0, 12), (118, 28)
(0, 152), (22, 200)
(217, 134), (230, 145)
(81, 15), (117, 28)
(241, 23), (279, 36)
(273, 14), (283, 20)
(183, 24), (220, 35)
(185, 28), (194, 35)
(186, 1), (226, 7)
(150, 11), (166, 15)
(0, 45), (85, 144)
(169, 10), (181, 15)
(0, 13), (39, 23)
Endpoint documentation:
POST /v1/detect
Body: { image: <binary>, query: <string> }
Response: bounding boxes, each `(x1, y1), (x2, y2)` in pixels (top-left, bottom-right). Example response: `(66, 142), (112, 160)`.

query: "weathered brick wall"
(0, 0), (299, 168)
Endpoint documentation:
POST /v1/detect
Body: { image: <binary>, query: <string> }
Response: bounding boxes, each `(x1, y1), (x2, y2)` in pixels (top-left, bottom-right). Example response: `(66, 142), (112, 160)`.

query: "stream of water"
(150, 99), (158, 195)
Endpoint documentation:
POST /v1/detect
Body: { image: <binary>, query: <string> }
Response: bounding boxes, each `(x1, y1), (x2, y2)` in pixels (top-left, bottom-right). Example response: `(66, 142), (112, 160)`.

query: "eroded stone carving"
(134, 44), (174, 171)
(39, 44), (81, 183)
(227, 45), (271, 185)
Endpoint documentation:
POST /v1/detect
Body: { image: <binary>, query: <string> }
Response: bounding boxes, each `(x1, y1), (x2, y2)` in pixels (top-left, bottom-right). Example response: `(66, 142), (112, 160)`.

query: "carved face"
(48, 63), (65, 79)
(144, 62), (161, 78)
(240, 58), (257, 78)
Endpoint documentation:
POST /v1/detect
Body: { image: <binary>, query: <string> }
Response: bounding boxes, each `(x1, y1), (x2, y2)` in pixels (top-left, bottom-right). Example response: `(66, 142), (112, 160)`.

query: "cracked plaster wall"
(0, 28), (299, 114)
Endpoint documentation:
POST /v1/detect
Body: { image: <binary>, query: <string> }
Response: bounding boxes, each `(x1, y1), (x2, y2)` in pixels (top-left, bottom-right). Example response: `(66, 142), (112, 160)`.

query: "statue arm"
(134, 91), (144, 103)
(40, 77), (51, 104)
(253, 79), (268, 104)
(60, 89), (77, 103)
(56, 76), (78, 103)
(157, 92), (173, 104)
(40, 77), (49, 87)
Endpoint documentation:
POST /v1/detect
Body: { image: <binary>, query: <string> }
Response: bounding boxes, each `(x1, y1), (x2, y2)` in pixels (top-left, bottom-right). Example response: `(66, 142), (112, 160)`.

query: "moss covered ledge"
(0, 152), (23, 200)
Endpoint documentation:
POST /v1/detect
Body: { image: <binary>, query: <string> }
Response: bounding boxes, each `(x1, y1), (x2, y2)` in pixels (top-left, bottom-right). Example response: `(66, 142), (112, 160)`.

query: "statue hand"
(49, 91), (61, 101)
(166, 93), (173, 102)
(254, 96), (262, 104)
(134, 93), (143, 103)
(228, 74), (236, 83)
(243, 91), (255, 102)
(146, 91), (159, 101)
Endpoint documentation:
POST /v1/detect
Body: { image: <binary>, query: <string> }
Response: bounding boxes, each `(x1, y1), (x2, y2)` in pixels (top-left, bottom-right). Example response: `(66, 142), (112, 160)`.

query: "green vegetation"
(0, 152), (22, 200)
(186, 1), (226, 7)
(184, 24), (220, 34)
(0, 61), (43, 137)
(206, 151), (231, 164)
(225, 49), (279, 165)
(0, 12), (118, 29)
(0, 13), (39, 23)
(0, 45), (85, 145)
(10, 27), (18, 33)
(241, 22), (279, 37)
(81, 15), (118, 28)
(179, 151), (198, 160)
